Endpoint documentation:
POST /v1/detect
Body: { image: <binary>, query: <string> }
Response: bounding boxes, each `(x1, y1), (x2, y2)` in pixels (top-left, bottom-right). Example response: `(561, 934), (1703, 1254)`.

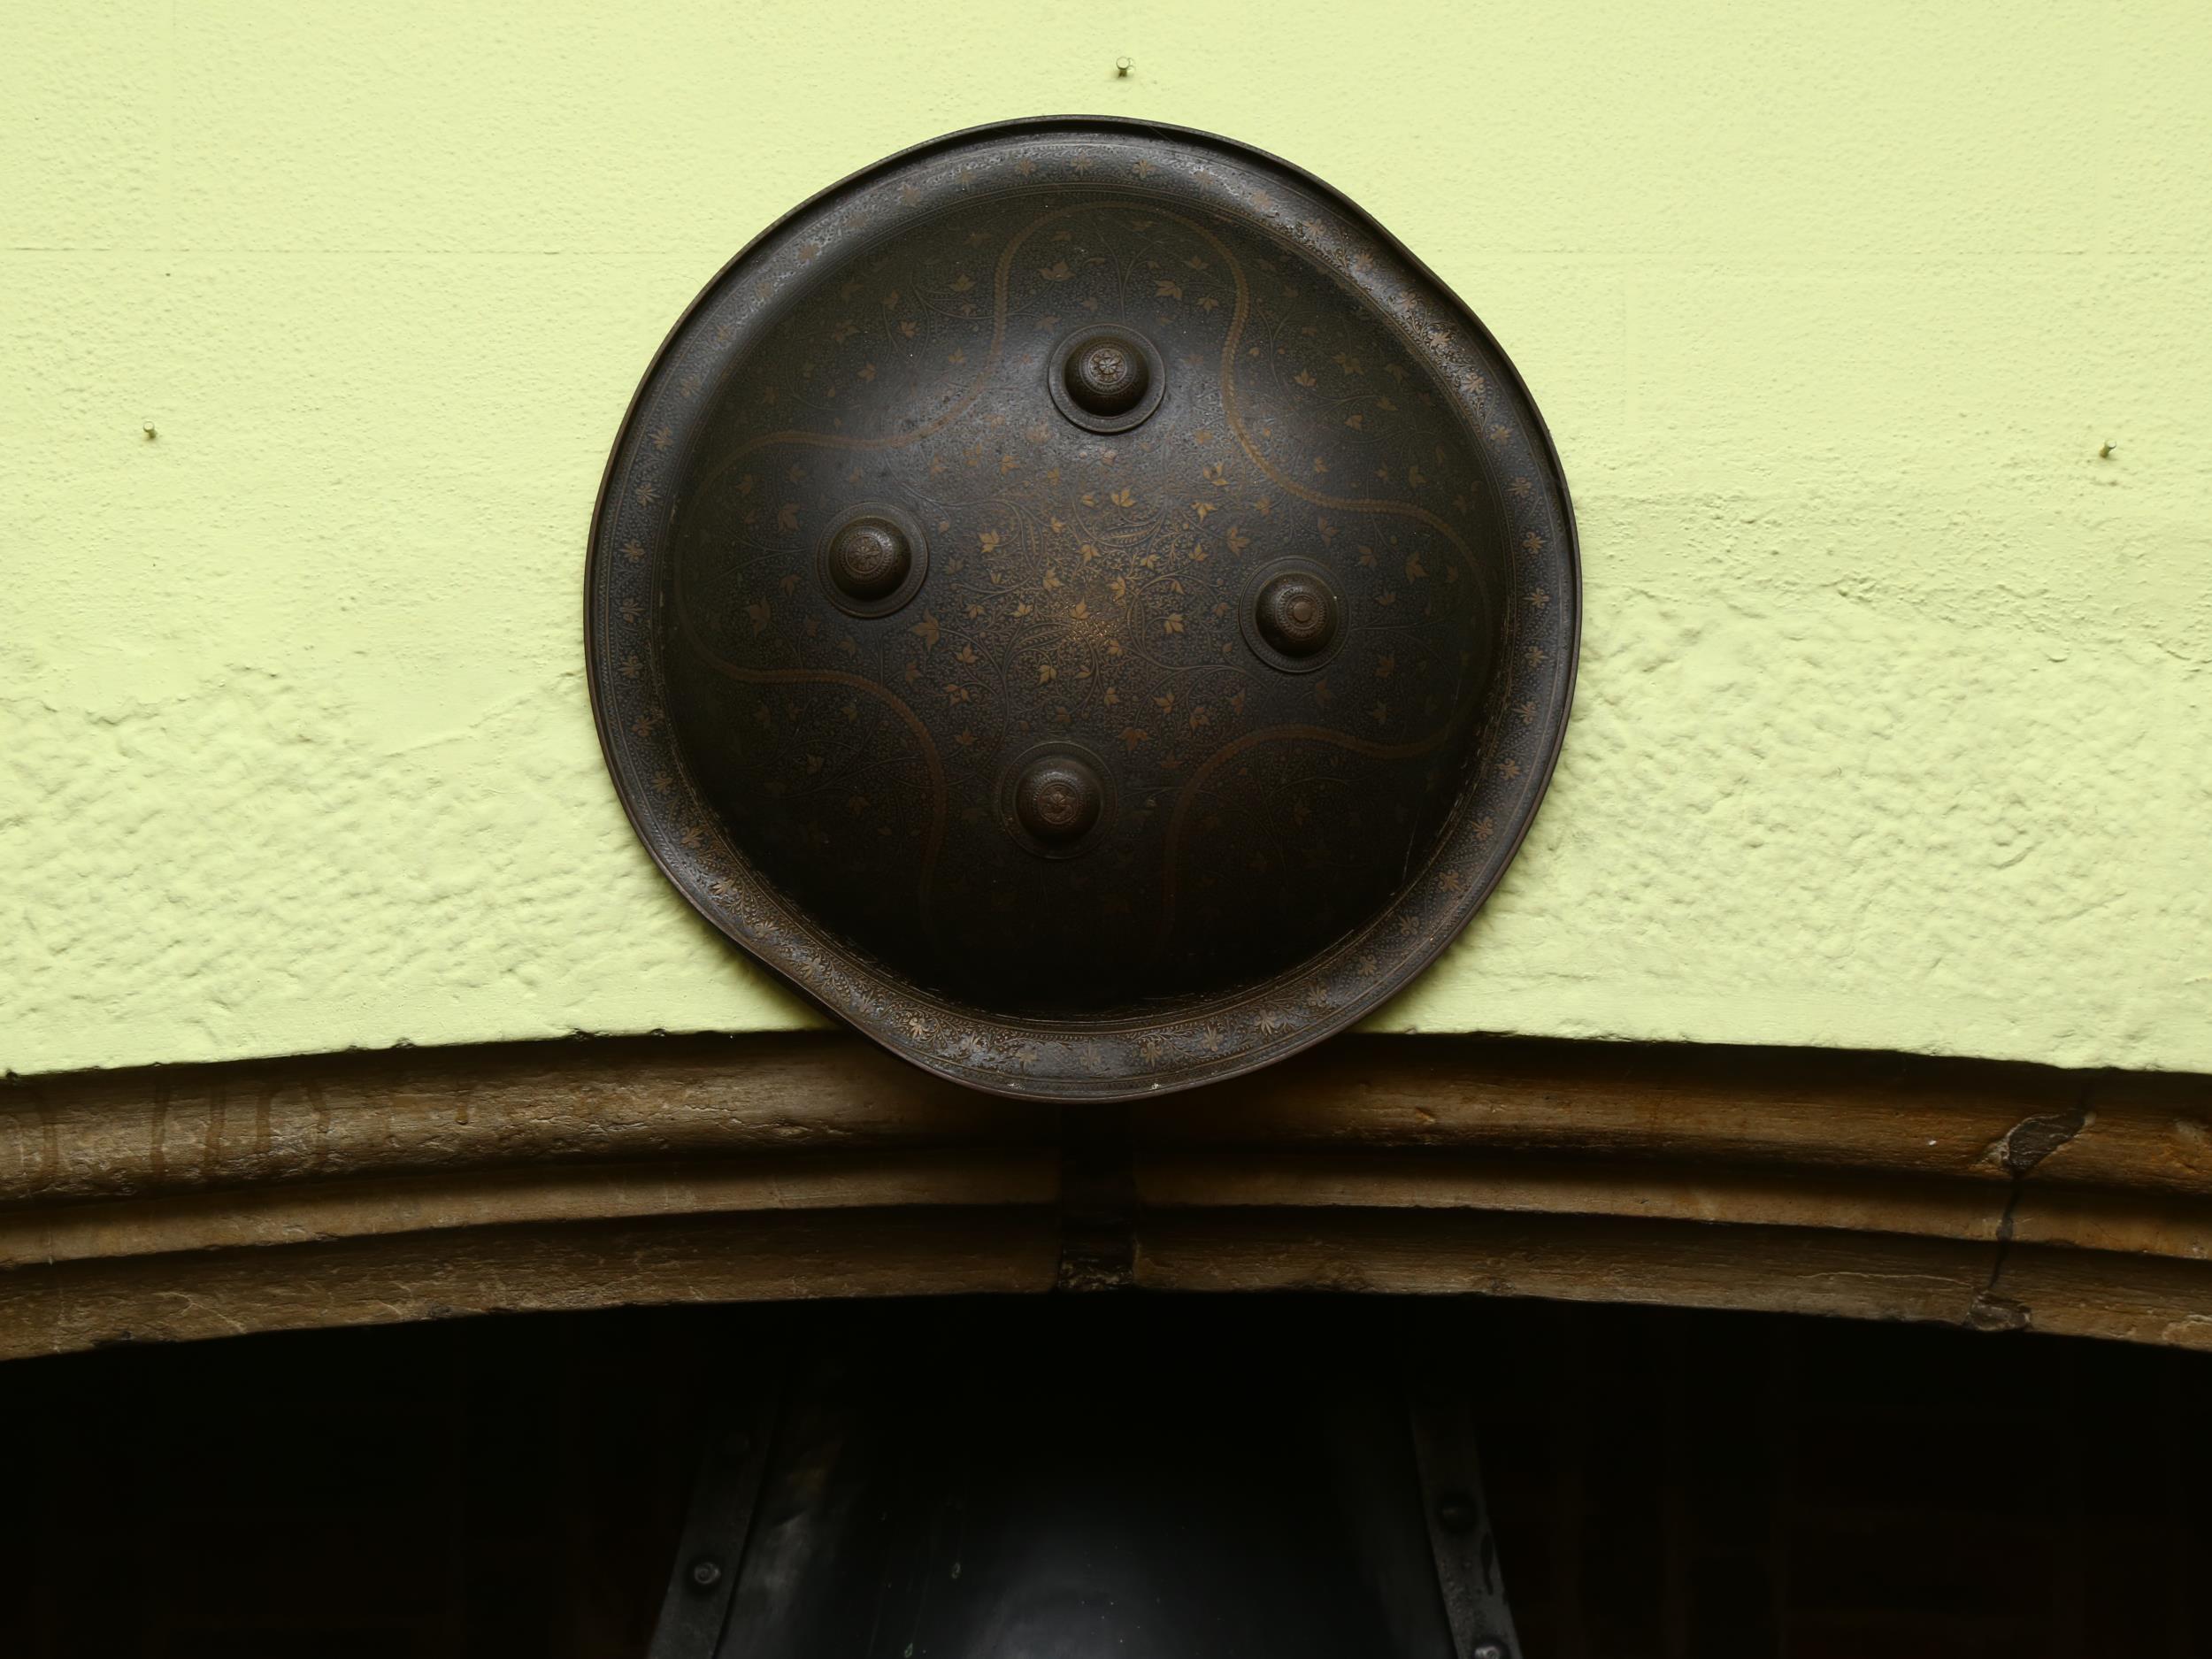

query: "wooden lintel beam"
(1, 1033), (2206, 1359)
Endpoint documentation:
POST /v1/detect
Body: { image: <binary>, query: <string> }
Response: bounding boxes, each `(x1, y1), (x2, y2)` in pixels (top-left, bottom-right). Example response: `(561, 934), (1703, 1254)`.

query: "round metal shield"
(587, 118), (1579, 1102)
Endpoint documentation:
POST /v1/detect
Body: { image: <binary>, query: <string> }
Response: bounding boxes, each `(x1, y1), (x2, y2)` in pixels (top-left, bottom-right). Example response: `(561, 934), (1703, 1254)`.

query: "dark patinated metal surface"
(588, 119), (1579, 1101)
(647, 1301), (1517, 1659)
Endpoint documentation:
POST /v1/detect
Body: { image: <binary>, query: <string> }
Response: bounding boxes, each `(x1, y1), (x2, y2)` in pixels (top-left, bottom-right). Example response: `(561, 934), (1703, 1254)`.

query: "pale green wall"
(4, 0), (2208, 1079)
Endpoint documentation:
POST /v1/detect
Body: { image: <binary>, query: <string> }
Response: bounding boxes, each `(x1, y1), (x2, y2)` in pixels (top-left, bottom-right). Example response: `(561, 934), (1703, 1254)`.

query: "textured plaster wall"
(4, 0), (2208, 1080)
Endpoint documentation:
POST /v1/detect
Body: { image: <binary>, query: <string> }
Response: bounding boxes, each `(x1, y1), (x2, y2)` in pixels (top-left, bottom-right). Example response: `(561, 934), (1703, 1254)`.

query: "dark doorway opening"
(2, 1298), (2206, 1657)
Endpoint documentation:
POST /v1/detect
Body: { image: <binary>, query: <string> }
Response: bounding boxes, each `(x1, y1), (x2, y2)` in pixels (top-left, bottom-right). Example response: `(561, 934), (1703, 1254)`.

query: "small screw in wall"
(1115, 56), (1133, 77)
(2098, 442), (2116, 458)
(687, 1558), (723, 1591)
